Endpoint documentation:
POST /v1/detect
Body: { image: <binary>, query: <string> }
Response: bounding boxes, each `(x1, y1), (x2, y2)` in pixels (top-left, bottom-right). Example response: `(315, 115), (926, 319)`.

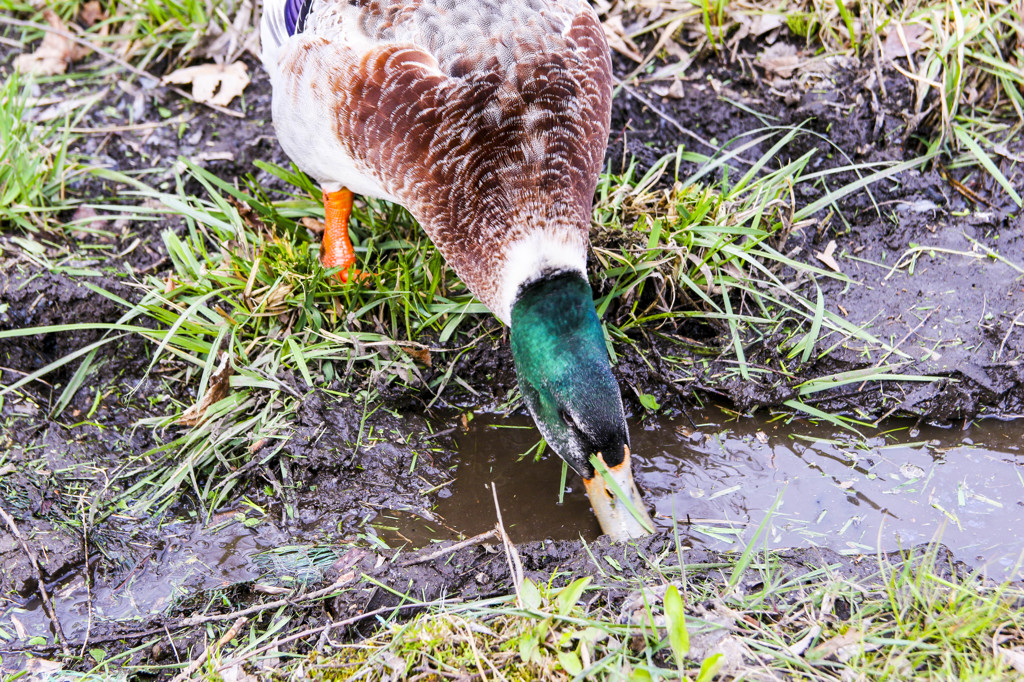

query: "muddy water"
(436, 409), (1024, 580)
(8, 409), (1022, 642)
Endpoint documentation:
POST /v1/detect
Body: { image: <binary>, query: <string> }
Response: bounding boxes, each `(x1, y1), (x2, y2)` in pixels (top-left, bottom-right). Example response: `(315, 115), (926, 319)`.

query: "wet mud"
(1, 26), (1023, 674)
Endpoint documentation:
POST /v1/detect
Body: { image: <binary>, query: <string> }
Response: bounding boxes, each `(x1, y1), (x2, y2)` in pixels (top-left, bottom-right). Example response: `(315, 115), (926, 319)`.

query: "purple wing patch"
(284, 0), (313, 35)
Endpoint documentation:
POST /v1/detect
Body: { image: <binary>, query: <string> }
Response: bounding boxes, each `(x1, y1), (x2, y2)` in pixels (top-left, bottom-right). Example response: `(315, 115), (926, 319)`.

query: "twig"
(215, 598), (459, 673)
(68, 116), (194, 135)
(996, 309), (1024, 361)
(0, 15), (244, 119)
(164, 624), (181, 664)
(170, 616), (247, 682)
(399, 529), (498, 566)
(0, 506), (70, 656)
(78, 509), (94, 659)
(175, 570), (359, 628)
(491, 484), (524, 604)
(421, 425), (459, 441)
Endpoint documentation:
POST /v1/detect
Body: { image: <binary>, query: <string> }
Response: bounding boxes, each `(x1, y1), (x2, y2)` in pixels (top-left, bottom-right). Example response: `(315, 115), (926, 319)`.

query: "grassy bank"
(83, 536), (1024, 680)
(2, 0), (1023, 679)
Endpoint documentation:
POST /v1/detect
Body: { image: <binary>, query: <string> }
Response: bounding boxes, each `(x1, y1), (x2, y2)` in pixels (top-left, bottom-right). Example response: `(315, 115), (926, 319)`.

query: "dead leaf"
(301, 216), (325, 235)
(686, 251), (716, 295)
(602, 15), (643, 62)
(999, 648), (1024, 674)
(758, 42), (802, 79)
(815, 239), (842, 273)
(13, 10), (89, 76)
(809, 628), (880, 662)
(178, 353), (233, 426)
(164, 61), (250, 107)
(68, 205), (109, 238)
(253, 583), (291, 595)
(402, 345), (432, 367)
(749, 13), (785, 37)
(10, 614), (27, 640)
(884, 23), (928, 61)
(219, 651), (257, 680)
(788, 624), (822, 656)
(79, 1), (106, 27)
(651, 79), (686, 99)
(24, 659), (63, 675)
(264, 282), (293, 311)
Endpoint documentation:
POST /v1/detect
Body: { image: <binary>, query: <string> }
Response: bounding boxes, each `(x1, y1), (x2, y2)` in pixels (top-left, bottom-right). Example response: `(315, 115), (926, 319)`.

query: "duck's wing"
(260, 0), (312, 68)
(263, 0), (613, 322)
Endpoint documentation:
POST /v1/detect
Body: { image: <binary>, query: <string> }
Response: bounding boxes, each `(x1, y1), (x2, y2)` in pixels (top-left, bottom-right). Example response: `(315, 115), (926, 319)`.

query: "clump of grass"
(4, 0), (246, 71)
(0, 71), (84, 231)
(616, 0), (1023, 207)
(2, 157), (491, 519)
(1, 119), (938, 516)
(590, 125), (935, 429)
(306, 574), (690, 680)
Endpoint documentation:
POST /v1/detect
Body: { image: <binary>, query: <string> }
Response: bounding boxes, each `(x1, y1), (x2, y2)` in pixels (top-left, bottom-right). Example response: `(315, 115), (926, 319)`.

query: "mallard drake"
(261, 0), (653, 540)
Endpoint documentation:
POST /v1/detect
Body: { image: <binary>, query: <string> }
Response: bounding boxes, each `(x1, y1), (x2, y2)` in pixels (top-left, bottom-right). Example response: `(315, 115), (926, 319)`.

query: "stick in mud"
(399, 529), (498, 566)
(0, 506), (70, 657)
(170, 616), (247, 682)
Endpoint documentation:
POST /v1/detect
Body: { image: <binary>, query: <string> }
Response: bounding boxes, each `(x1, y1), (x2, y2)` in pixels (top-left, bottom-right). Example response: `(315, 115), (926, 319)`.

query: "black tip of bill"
(585, 447), (655, 542)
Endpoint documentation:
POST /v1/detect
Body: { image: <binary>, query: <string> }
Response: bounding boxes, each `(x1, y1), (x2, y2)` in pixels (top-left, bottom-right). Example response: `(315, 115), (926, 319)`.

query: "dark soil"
(1, 26), (1022, 675)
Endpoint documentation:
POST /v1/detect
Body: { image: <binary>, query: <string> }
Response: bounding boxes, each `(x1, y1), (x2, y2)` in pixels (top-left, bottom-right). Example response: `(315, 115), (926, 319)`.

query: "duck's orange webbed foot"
(320, 188), (368, 282)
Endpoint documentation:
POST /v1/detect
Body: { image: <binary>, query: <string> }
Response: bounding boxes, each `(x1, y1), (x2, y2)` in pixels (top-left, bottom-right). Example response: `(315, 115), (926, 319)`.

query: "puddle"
(436, 409), (1024, 580)
(435, 420), (603, 543)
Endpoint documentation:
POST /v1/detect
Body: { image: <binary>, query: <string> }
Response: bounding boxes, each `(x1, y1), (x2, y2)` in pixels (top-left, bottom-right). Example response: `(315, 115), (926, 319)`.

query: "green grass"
(2, 0), (243, 71)
(0, 121), (935, 521)
(620, 0), (1024, 208)
(239, 540), (1023, 681)
(0, 0), (253, 232)
(0, 71), (84, 231)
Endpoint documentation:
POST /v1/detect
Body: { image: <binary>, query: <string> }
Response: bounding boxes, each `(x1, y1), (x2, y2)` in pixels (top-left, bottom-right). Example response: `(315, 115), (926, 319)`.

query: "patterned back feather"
(261, 0), (613, 323)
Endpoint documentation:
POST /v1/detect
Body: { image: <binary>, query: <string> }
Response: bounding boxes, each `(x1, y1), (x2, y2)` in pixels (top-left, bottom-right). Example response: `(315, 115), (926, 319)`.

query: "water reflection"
(439, 409), (1024, 580)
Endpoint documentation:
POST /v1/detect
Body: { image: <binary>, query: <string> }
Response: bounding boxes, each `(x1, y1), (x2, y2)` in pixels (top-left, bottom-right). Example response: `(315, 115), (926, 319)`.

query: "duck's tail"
(260, 0), (314, 69)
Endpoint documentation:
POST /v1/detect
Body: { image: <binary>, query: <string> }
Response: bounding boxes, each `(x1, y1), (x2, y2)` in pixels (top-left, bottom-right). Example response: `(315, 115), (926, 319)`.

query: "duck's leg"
(320, 188), (363, 282)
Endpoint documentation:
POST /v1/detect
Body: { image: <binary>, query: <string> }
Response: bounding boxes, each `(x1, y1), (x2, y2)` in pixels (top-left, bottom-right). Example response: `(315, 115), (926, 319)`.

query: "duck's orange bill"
(583, 446), (655, 541)
(321, 188), (364, 282)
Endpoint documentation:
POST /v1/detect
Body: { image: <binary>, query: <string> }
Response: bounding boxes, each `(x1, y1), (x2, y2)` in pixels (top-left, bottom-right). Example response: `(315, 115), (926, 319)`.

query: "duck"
(260, 0), (654, 540)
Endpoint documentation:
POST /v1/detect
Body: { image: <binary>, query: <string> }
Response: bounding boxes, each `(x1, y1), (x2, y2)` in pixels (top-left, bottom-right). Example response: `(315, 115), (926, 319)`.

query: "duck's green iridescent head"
(510, 271), (653, 540)
(510, 271), (626, 477)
